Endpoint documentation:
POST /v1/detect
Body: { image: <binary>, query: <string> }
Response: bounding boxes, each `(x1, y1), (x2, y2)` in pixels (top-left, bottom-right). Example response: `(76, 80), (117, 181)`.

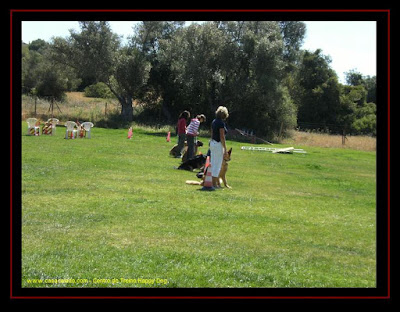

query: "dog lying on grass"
(177, 154), (207, 171)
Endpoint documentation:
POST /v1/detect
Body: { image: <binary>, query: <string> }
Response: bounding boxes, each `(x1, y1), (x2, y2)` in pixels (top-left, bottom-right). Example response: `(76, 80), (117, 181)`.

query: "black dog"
(177, 154), (206, 171)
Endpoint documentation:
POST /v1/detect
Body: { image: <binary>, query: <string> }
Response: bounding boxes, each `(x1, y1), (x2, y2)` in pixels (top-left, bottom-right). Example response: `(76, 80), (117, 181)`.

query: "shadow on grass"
(142, 131), (171, 138)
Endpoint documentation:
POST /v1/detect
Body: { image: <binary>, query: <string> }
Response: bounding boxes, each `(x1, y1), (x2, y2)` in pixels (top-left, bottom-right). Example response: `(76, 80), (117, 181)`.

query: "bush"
(84, 82), (114, 99)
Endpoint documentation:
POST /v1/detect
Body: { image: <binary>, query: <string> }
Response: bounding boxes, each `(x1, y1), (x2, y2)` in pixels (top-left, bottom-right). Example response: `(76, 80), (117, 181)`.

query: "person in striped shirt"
(186, 114), (206, 160)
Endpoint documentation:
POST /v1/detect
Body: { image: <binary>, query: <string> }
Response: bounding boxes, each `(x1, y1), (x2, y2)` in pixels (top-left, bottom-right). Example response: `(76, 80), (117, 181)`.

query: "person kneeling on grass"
(210, 106), (229, 189)
(186, 114), (206, 160)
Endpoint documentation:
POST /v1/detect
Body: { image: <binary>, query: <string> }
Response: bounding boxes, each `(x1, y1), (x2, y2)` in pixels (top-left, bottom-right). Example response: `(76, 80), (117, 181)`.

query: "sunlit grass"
(21, 122), (376, 288)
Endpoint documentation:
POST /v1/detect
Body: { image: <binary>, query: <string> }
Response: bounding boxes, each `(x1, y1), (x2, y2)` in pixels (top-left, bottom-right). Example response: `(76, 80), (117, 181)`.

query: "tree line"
(22, 21), (376, 139)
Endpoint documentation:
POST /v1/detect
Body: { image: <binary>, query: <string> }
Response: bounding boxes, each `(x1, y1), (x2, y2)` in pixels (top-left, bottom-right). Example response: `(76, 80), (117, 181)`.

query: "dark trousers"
(177, 133), (186, 156)
(186, 135), (196, 160)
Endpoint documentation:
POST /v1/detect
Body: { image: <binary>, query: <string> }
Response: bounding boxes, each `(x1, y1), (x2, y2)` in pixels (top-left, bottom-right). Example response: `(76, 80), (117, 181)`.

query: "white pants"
(210, 140), (224, 178)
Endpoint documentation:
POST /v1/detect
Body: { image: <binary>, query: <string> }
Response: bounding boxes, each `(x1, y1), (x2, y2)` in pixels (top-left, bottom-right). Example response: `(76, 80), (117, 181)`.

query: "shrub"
(84, 82), (114, 99)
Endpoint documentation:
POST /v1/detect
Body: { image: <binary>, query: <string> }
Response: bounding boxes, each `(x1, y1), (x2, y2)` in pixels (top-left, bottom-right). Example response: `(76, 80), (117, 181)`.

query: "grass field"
(21, 122), (376, 288)
(282, 130), (376, 152)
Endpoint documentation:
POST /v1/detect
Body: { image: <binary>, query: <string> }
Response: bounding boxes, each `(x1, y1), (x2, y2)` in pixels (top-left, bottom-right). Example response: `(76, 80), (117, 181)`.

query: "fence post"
(34, 96), (37, 116)
(342, 128), (347, 145)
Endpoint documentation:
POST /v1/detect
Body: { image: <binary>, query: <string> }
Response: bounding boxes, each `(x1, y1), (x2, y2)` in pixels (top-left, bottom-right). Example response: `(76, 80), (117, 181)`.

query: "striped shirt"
(186, 118), (200, 136)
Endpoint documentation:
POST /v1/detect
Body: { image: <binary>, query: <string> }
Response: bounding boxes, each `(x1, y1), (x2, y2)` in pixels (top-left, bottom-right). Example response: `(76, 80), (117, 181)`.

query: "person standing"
(176, 110), (190, 158)
(186, 114), (206, 160)
(210, 106), (229, 188)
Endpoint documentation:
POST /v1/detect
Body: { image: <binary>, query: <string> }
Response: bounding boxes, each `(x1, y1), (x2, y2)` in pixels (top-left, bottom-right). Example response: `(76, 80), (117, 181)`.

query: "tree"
(152, 21), (299, 138)
(22, 43), (43, 94)
(345, 70), (376, 104)
(22, 40), (80, 114)
(50, 21), (150, 121)
(27, 20), (376, 137)
(352, 102), (376, 135)
(345, 69), (364, 86)
(363, 75), (376, 104)
(111, 46), (150, 119)
(28, 39), (48, 53)
(132, 21), (185, 122)
(340, 79), (376, 135)
(279, 21), (306, 72)
(295, 49), (342, 130)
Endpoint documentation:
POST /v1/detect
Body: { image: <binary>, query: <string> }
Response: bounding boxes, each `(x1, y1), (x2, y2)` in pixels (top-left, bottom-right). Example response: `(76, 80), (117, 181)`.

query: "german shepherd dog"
(186, 148), (232, 188)
(177, 154), (207, 171)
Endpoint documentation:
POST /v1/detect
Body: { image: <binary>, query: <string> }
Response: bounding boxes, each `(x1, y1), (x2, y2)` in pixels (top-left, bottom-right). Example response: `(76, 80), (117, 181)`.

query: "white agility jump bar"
(241, 146), (307, 154)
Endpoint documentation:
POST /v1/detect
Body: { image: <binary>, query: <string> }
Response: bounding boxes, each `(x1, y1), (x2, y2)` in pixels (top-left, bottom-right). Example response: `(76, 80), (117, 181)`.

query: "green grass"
(21, 123), (376, 288)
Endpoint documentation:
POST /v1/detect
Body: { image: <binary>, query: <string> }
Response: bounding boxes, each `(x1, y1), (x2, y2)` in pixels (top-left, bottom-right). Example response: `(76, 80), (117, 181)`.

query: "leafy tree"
(341, 70), (376, 134)
(28, 39), (48, 53)
(340, 82), (376, 135)
(22, 20), (374, 137)
(22, 40), (80, 104)
(363, 75), (376, 104)
(295, 49), (342, 130)
(35, 63), (68, 101)
(233, 21), (297, 137)
(22, 44), (43, 94)
(151, 21), (299, 137)
(345, 70), (376, 104)
(50, 21), (149, 121)
(345, 69), (364, 86)
(279, 21), (306, 72)
(352, 102), (376, 135)
(111, 46), (150, 119)
(132, 21), (185, 122)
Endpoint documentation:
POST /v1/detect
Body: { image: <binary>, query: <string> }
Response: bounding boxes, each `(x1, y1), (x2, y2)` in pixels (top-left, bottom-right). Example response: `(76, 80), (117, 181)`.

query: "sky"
(301, 21), (376, 83)
(21, 20), (376, 83)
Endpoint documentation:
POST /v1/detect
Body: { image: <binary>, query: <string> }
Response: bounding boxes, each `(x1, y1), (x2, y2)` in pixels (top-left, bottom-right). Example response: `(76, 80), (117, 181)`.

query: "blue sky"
(21, 21), (376, 83)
